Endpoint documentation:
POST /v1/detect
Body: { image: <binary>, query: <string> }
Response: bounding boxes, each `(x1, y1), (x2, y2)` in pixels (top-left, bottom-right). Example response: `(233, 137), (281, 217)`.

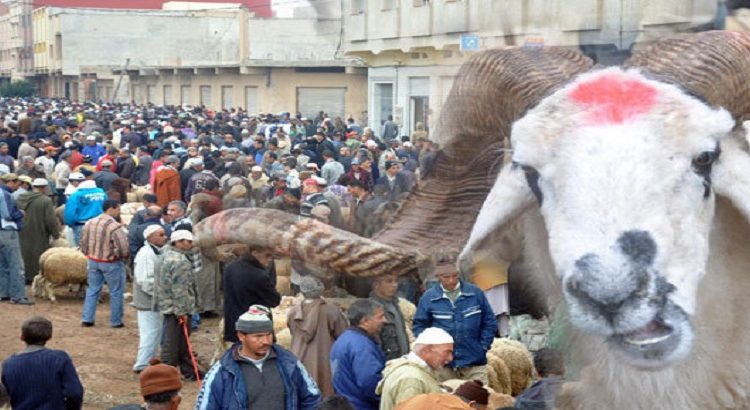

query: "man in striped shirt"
(80, 199), (130, 328)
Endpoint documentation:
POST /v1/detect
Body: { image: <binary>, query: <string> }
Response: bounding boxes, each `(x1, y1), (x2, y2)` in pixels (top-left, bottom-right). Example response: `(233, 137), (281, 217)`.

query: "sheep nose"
(617, 230), (657, 267)
(566, 253), (650, 322)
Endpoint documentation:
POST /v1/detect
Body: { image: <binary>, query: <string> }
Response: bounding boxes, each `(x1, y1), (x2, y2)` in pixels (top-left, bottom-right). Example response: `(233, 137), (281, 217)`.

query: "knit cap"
(236, 305), (274, 334)
(455, 380), (489, 405)
(139, 358), (182, 397)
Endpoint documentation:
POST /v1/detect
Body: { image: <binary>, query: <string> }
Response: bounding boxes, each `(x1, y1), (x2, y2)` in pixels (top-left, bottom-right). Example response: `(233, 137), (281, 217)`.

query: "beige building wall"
(128, 68), (368, 122)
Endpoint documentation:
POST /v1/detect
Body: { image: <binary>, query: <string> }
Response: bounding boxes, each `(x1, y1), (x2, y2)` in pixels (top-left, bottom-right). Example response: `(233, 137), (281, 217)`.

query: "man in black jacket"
(222, 246), (281, 343)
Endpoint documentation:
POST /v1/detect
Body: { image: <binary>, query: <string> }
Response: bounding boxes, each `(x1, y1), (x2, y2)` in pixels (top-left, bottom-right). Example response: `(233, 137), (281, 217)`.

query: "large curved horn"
(373, 48), (593, 262)
(625, 31), (750, 124)
(194, 208), (427, 277)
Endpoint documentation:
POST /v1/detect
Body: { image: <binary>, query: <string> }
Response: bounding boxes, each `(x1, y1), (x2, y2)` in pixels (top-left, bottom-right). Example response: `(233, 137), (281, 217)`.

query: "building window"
(199, 85), (211, 107)
(180, 85), (191, 105)
(163, 85), (173, 106)
(221, 86), (233, 109)
(413, 0), (429, 6)
(244, 86), (259, 113)
(382, 0), (394, 10)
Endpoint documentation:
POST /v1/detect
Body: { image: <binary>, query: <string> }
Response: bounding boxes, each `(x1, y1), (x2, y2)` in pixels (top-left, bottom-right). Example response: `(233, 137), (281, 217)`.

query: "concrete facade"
(342, 0), (723, 135)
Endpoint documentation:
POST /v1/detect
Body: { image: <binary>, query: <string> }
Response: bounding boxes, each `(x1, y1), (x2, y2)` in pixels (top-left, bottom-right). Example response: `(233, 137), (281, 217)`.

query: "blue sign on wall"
(460, 34), (480, 51)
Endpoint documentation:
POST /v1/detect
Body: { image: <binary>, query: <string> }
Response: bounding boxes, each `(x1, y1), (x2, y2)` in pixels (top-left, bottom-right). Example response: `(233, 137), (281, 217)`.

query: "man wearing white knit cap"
(376, 327), (455, 410)
(196, 304), (322, 409)
(132, 224), (167, 373)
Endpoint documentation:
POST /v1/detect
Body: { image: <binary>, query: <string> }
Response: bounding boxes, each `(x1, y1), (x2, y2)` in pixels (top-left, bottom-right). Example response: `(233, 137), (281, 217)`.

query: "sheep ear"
(713, 136), (750, 222)
(457, 163), (535, 275)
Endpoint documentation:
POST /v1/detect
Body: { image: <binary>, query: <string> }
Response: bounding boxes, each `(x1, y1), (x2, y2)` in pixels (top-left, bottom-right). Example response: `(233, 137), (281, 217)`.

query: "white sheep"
(31, 247), (88, 302)
(459, 32), (750, 408)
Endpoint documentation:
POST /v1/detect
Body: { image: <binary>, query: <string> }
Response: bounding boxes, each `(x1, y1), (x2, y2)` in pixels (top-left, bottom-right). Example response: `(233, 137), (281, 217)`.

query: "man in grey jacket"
(132, 225), (168, 373)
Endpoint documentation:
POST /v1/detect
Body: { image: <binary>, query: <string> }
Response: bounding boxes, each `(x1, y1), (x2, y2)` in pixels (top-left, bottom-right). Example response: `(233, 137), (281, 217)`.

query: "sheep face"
(462, 68), (735, 369)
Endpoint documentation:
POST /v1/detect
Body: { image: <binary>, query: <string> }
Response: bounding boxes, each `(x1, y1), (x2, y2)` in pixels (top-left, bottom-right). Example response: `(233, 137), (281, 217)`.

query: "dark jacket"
(223, 255), (281, 342)
(127, 219), (164, 258)
(376, 173), (412, 201)
(94, 170), (119, 191)
(369, 294), (409, 361)
(514, 376), (564, 410)
(195, 344), (321, 410)
(115, 156), (135, 180)
(132, 155), (153, 186)
(330, 327), (385, 410)
(413, 281), (497, 367)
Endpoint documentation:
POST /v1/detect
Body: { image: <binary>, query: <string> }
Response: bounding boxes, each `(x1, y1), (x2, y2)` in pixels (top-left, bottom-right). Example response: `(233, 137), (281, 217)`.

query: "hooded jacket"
(62, 181), (107, 226)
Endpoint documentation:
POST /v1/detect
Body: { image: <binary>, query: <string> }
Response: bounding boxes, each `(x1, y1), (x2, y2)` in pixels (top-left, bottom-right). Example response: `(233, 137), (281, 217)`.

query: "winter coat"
(413, 281), (497, 367)
(330, 327), (386, 410)
(287, 298), (348, 397)
(223, 255), (281, 342)
(154, 167), (181, 208)
(375, 354), (443, 410)
(17, 191), (60, 282)
(195, 344), (321, 410)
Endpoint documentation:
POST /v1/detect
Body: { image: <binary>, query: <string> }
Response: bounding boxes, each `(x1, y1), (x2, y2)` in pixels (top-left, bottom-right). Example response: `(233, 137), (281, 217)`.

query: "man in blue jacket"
(63, 179), (107, 247)
(330, 298), (387, 410)
(196, 305), (321, 410)
(413, 267), (497, 384)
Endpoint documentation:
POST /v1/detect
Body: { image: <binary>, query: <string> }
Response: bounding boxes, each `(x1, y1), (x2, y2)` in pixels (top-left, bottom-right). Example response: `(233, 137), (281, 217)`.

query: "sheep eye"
(692, 151), (716, 169)
(513, 162), (543, 205)
(691, 145), (721, 199)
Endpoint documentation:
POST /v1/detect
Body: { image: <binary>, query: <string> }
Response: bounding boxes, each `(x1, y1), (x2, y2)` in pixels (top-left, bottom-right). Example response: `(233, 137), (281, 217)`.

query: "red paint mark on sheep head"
(569, 72), (658, 125)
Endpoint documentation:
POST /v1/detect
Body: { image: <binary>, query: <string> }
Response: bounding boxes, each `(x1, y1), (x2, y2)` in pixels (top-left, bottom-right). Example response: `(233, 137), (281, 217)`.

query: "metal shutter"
(297, 87), (346, 119)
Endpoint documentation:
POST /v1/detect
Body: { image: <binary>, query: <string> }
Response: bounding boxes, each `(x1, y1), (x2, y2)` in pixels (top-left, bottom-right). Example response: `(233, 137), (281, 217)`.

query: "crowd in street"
(0, 97), (557, 409)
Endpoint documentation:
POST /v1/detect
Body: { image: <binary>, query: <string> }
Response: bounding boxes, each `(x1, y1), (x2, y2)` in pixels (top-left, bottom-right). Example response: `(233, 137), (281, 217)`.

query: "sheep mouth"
(608, 305), (690, 369)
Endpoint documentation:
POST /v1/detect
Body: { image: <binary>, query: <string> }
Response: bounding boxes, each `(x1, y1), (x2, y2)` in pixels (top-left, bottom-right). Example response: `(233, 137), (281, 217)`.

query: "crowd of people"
(0, 97), (557, 409)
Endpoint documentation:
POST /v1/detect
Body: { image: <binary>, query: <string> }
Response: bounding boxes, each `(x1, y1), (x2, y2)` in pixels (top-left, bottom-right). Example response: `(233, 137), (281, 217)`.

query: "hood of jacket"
(16, 191), (44, 209)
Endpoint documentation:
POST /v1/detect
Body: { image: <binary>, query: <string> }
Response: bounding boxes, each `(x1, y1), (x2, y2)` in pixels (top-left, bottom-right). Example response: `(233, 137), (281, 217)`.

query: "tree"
(0, 80), (35, 98)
